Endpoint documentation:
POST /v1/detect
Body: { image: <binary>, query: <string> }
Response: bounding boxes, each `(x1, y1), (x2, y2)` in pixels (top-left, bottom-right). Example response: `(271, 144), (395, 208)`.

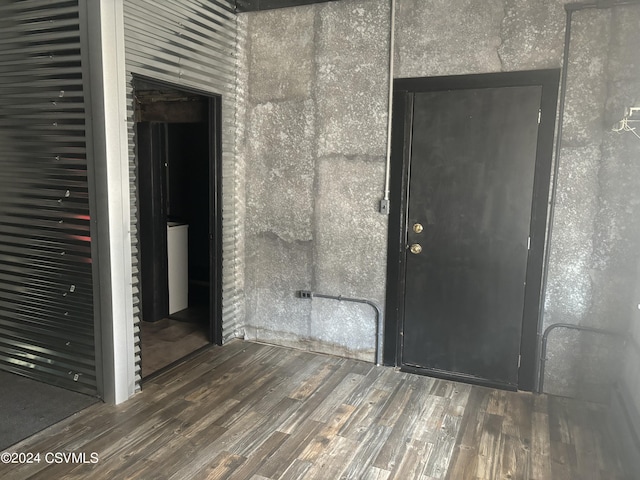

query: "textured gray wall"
(542, 6), (640, 402)
(240, 1), (389, 361)
(616, 6), (640, 428)
(630, 287), (640, 413)
(238, 0), (640, 399)
(622, 268), (640, 425)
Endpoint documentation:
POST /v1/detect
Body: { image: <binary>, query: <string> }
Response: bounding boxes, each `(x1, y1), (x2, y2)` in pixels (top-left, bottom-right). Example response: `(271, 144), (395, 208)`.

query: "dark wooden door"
(138, 122), (169, 324)
(402, 85), (542, 388)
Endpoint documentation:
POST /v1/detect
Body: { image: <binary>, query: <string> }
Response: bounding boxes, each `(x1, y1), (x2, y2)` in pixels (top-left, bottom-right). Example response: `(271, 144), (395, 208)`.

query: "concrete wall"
(542, 5), (640, 402)
(238, 0), (389, 361)
(238, 0), (640, 400)
(616, 292), (640, 468)
(613, 258), (640, 471)
(624, 298), (640, 424)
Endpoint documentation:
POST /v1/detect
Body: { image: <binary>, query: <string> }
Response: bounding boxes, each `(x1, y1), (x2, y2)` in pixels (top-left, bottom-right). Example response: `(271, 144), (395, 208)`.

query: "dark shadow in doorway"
(134, 78), (223, 381)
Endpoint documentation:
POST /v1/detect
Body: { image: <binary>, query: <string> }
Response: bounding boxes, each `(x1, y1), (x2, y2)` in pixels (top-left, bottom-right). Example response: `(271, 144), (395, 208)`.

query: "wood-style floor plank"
(0, 340), (630, 480)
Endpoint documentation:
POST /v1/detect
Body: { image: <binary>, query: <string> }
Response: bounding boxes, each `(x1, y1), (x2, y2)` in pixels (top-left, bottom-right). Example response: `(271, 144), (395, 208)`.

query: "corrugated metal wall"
(0, 0), (97, 395)
(123, 0), (243, 388)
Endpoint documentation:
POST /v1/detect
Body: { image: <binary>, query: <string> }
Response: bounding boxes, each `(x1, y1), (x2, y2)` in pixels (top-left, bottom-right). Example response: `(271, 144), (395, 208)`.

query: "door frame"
(383, 69), (560, 391)
(133, 75), (223, 346)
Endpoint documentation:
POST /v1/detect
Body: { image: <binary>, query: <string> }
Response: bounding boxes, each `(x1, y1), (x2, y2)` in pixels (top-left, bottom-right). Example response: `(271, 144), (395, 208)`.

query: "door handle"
(409, 243), (422, 255)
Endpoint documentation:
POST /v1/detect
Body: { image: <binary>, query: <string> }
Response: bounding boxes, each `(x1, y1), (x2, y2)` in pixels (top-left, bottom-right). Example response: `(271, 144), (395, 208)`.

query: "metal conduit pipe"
(535, 0), (640, 392)
(538, 323), (625, 393)
(566, 0), (640, 10)
(380, 0), (396, 215)
(296, 290), (384, 366)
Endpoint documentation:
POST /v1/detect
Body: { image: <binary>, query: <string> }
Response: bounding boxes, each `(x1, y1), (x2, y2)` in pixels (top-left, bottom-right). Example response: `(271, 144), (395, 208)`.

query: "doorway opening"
(134, 77), (222, 379)
(384, 70), (559, 391)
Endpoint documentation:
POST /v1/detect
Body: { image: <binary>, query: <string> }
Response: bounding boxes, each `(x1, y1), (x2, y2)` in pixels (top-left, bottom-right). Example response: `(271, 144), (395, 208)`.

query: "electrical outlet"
(379, 199), (390, 215)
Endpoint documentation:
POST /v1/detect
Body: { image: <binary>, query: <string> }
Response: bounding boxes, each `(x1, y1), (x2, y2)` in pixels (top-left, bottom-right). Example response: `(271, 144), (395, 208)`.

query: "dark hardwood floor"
(0, 341), (629, 479)
(140, 317), (209, 378)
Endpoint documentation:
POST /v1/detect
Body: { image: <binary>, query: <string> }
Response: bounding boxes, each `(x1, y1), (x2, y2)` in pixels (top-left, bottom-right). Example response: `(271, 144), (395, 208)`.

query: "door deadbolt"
(413, 223), (424, 234)
(409, 243), (422, 255)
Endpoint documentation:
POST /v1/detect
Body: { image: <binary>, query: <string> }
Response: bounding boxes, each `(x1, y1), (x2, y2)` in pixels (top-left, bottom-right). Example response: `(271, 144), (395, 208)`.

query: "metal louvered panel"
(230, 12), (247, 341)
(123, 81), (141, 390)
(123, 0), (242, 387)
(0, 0), (96, 395)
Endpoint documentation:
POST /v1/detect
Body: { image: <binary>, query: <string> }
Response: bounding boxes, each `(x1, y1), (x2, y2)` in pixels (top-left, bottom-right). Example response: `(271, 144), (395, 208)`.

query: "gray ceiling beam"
(235, 0), (339, 12)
